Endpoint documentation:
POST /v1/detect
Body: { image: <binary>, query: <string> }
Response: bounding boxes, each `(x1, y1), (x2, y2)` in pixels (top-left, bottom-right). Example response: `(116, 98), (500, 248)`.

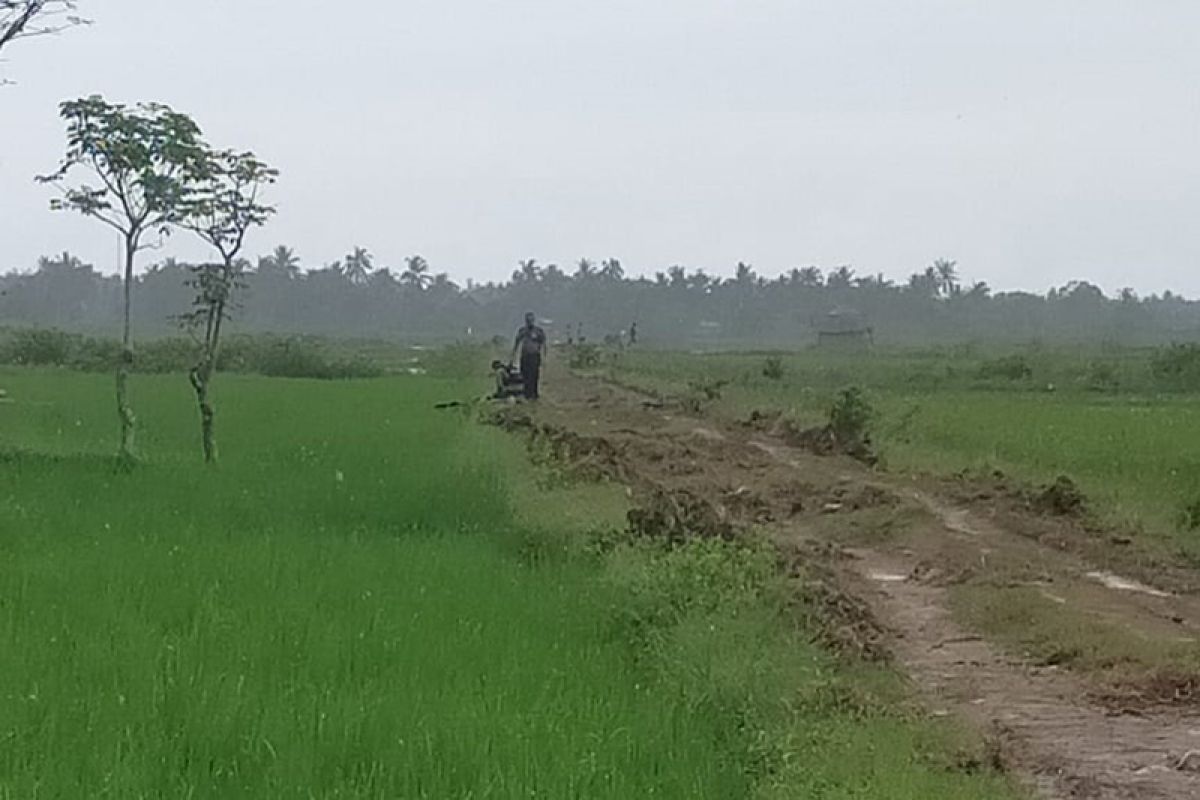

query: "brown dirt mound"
(743, 408), (783, 431)
(720, 485), (775, 524)
(787, 546), (890, 661)
(1034, 475), (1088, 516)
(1095, 670), (1200, 709)
(490, 408), (628, 482)
(627, 487), (735, 542)
(773, 418), (878, 466)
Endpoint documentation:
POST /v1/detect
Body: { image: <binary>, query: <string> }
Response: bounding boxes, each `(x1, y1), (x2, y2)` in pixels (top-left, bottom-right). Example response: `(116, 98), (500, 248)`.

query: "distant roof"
(818, 308), (870, 334)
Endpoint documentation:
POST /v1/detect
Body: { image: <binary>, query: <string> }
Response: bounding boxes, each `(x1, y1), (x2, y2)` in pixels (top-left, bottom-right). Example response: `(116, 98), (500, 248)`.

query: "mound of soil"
(720, 485), (774, 524)
(742, 409), (783, 432)
(490, 408), (627, 482)
(1035, 475), (1087, 516)
(775, 420), (878, 466)
(627, 487), (735, 542)
(787, 549), (889, 661)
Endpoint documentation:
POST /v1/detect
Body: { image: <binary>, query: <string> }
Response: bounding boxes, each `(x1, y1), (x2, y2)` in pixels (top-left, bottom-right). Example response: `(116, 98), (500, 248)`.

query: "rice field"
(0, 367), (1018, 799)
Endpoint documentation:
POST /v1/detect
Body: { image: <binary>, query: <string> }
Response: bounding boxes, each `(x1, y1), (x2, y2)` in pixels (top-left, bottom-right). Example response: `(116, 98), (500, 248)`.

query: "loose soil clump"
(627, 487), (735, 542)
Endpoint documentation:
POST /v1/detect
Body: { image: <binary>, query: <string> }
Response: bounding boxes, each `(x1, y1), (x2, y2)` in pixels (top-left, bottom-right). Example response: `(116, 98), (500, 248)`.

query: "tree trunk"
(191, 289), (228, 464)
(190, 361), (216, 463)
(116, 236), (136, 461)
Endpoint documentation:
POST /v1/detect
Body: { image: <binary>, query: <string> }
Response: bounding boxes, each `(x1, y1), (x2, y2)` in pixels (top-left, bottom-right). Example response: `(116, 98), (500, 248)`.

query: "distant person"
(629, 321), (638, 346)
(510, 312), (547, 400)
(491, 360), (524, 400)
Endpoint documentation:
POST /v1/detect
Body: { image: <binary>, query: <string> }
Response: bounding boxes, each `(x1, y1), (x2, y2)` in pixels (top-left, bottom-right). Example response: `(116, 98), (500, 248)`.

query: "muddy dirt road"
(497, 366), (1200, 799)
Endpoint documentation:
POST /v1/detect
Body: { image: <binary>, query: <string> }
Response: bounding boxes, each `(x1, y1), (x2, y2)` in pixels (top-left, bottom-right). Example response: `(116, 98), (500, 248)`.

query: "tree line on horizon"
(3, 249), (1200, 348)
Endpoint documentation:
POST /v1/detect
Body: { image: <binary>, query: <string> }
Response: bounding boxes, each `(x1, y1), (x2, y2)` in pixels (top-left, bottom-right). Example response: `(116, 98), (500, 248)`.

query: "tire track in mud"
(491, 369), (1200, 799)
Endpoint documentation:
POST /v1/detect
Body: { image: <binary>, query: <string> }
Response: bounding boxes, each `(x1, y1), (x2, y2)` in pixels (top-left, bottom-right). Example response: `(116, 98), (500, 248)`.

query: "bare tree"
(178, 149), (277, 462)
(1, 1), (86, 58)
(39, 95), (208, 461)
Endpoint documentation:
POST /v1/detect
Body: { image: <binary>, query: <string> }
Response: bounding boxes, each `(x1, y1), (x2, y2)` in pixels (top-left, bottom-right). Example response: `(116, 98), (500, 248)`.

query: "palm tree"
(826, 266), (856, 290)
(401, 255), (433, 290)
(542, 263), (567, 286)
(730, 261), (756, 287)
(600, 258), (624, 281)
(796, 266), (823, 288)
(965, 281), (991, 300)
(344, 246), (374, 286)
(513, 259), (542, 284)
(260, 245), (301, 278)
(689, 269), (714, 291)
(933, 259), (959, 297)
(856, 273), (893, 290)
(574, 258), (595, 281)
(907, 268), (940, 298)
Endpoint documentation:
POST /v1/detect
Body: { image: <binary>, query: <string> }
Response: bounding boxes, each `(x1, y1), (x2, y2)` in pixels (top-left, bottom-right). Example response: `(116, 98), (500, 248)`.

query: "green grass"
(608, 348), (1200, 554)
(0, 368), (1019, 799)
(875, 391), (1200, 544)
(950, 582), (1200, 679)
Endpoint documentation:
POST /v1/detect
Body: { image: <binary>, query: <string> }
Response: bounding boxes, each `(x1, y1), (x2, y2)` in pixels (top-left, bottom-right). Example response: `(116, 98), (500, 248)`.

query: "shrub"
(1151, 344), (1200, 390)
(570, 344), (603, 369)
(137, 338), (198, 373)
(829, 386), (874, 445)
(2, 328), (76, 366)
(762, 356), (784, 380)
(1086, 360), (1120, 392)
(70, 337), (123, 371)
(677, 379), (727, 414)
(0, 328), (383, 380)
(1180, 497), (1200, 532)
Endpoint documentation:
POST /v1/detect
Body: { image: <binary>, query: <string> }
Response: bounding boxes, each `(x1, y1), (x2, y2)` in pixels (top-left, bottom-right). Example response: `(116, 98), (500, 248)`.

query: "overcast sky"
(2, 1), (1198, 295)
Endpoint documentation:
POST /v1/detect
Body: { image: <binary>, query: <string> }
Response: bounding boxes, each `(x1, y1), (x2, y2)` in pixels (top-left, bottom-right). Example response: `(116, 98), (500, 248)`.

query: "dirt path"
(496, 366), (1200, 799)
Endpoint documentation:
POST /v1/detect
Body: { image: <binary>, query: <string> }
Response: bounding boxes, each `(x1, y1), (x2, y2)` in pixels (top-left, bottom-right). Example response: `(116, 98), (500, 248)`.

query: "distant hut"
(816, 308), (873, 350)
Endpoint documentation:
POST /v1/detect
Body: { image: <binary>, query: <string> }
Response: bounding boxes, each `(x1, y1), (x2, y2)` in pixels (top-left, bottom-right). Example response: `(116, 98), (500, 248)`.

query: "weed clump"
(830, 386), (874, 445)
(627, 487), (735, 542)
(774, 387), (877, 465)
(679, 378), (728, 413)
(1034, 475), (1086, 516)
(762, 356), (785, 380)
(569, 343), (603, 369)
(1179, 498), (1200, 532)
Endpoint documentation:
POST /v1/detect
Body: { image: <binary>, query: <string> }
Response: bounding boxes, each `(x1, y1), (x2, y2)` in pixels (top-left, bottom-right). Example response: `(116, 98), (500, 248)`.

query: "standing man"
(510, 311), (547, 400)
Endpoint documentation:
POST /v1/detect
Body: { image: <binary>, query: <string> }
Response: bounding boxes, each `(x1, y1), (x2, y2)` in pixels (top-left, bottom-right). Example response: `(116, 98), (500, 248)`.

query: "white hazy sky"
(2, 1), (1198, 294)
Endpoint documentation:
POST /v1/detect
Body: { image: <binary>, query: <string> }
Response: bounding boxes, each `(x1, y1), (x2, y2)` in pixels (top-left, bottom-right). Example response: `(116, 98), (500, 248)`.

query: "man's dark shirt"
(515, 325), (546, 357)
